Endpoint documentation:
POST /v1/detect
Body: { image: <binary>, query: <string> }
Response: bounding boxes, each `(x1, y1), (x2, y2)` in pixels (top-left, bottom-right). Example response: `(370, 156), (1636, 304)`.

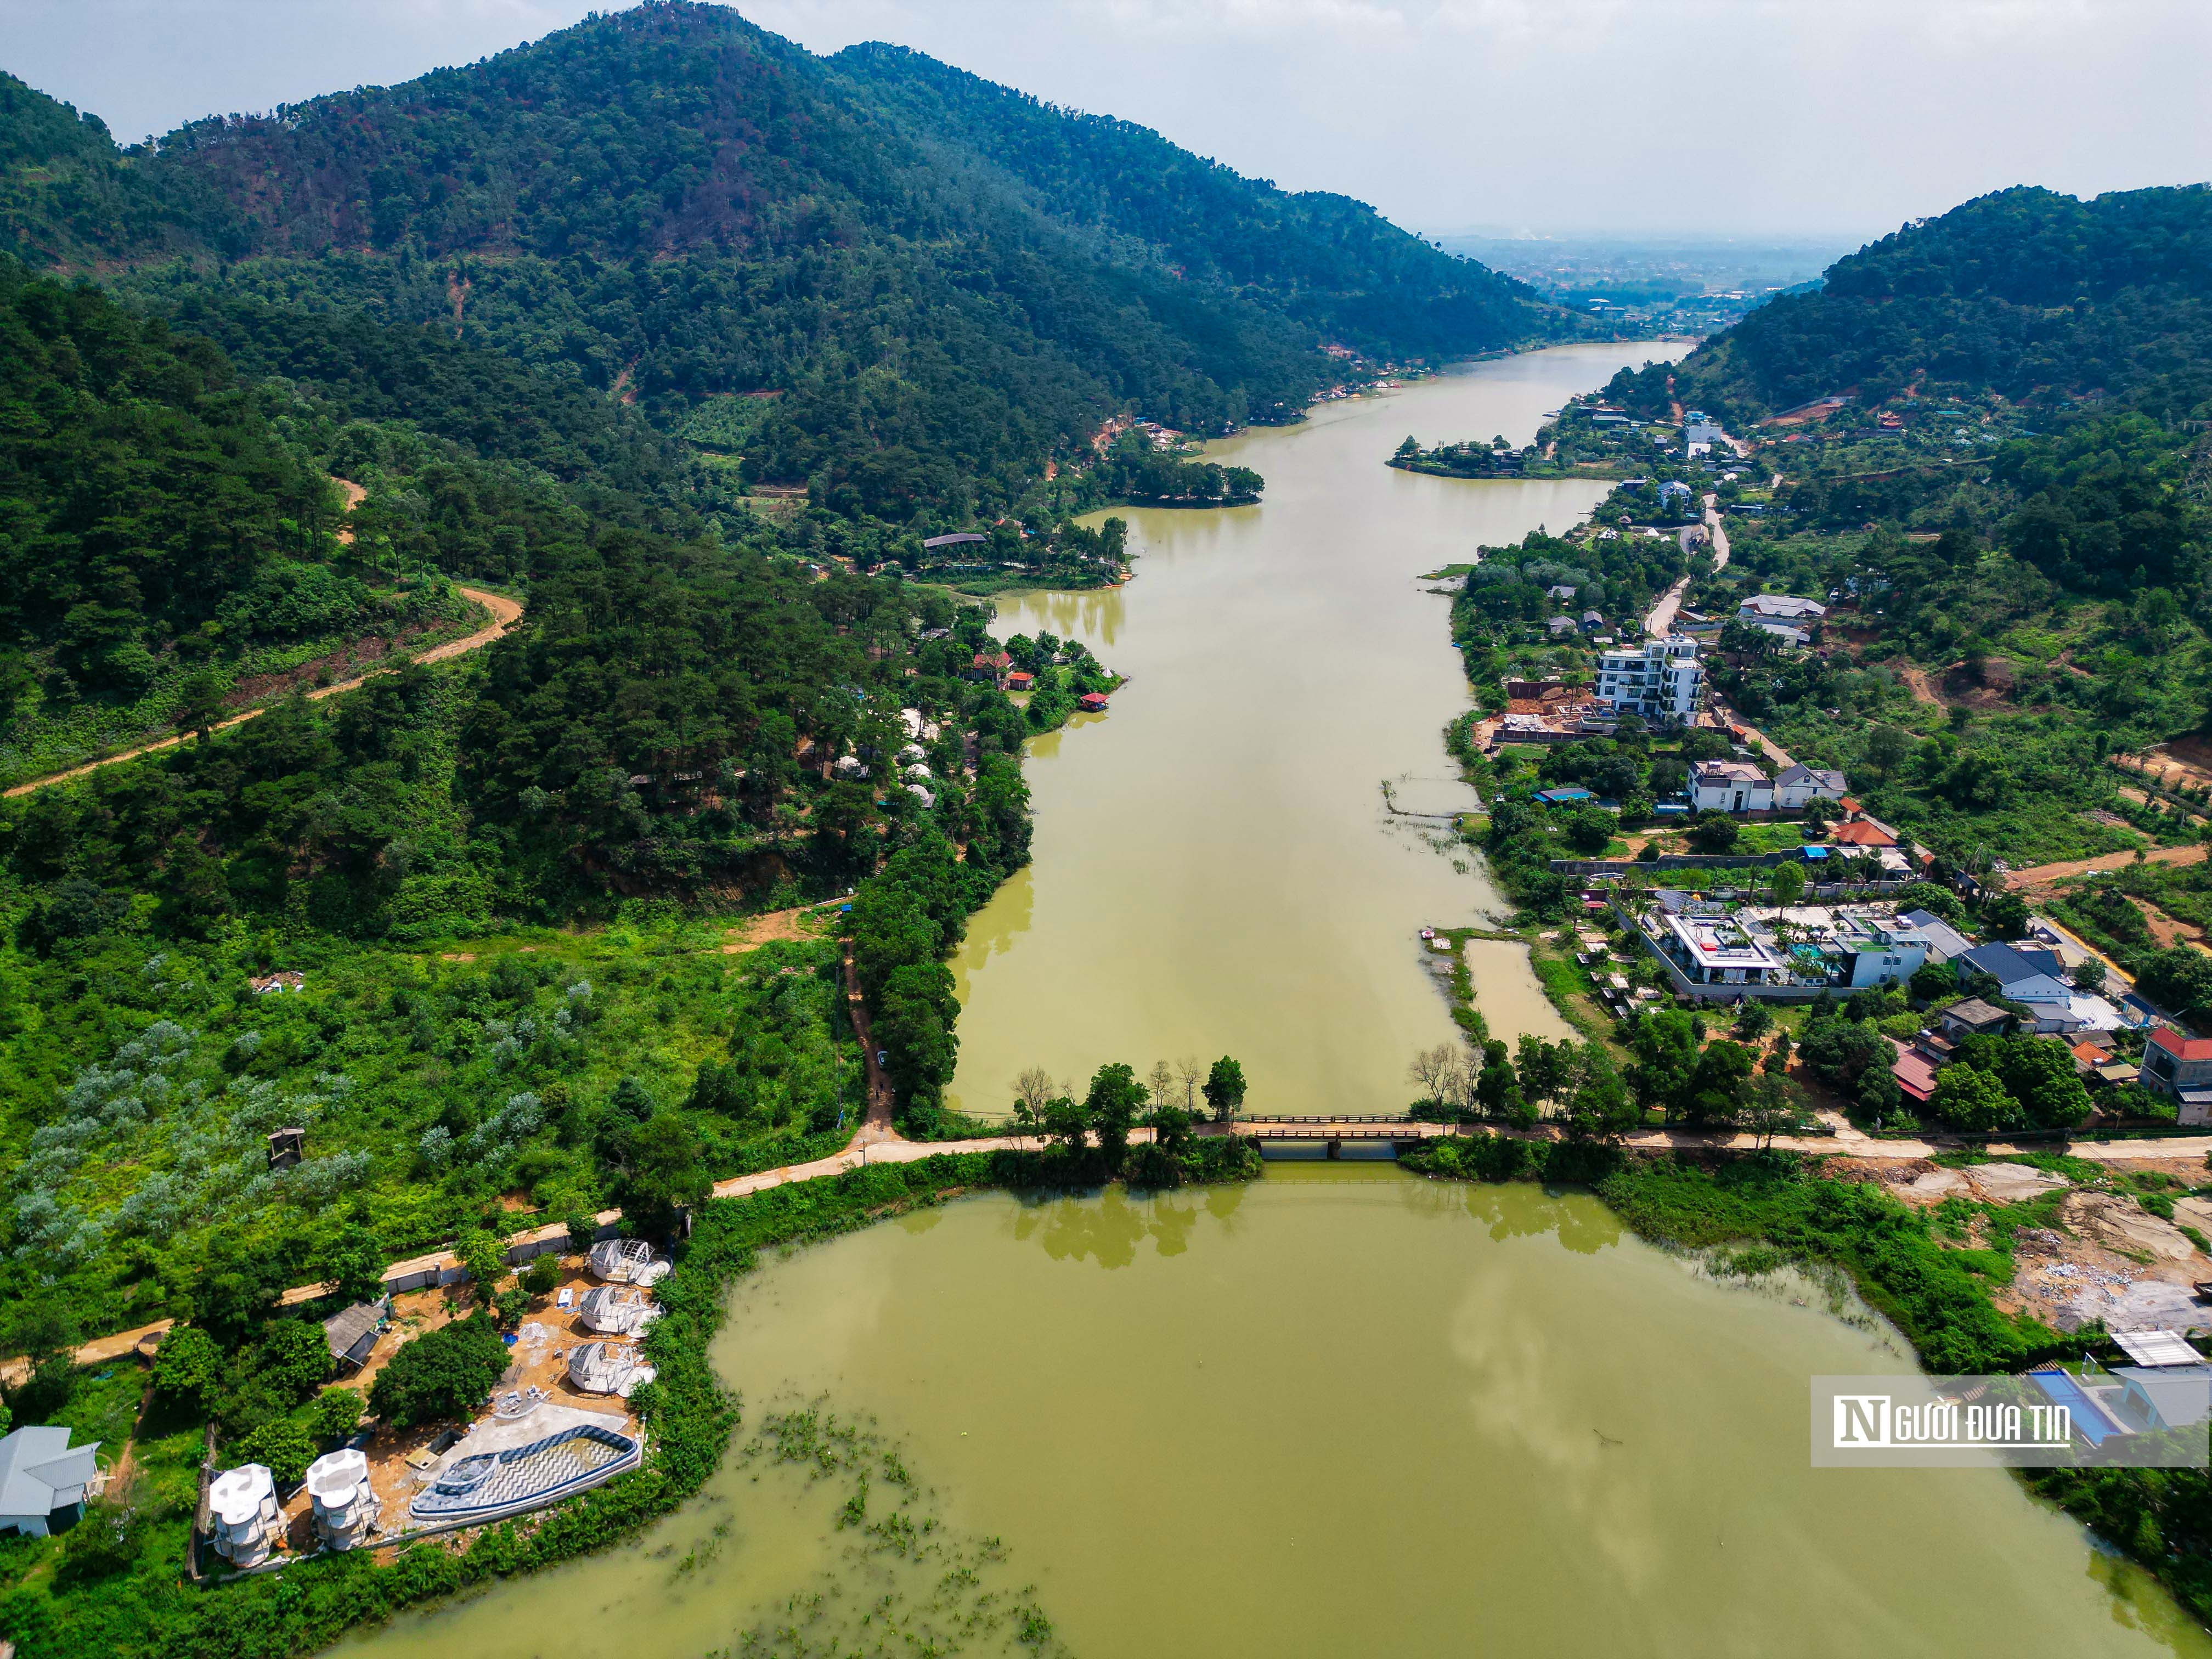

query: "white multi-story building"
(1594, 638), (1703, 726)
(1690, 759), (1774, 812)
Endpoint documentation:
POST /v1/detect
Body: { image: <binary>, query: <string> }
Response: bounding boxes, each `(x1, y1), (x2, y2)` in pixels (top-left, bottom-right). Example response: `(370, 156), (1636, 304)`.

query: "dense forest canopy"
(827, 42), (1548, 358)
(1608, 185), (2212, 426)
(0, 1), (1579, 530)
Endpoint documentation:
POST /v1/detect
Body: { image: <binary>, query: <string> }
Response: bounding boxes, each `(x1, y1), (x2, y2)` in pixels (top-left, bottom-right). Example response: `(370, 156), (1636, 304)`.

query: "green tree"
(613, 1113), (710, 1238)
(2138, 947), (2212, 1020)
(521, 1255), (561, 1296)
(1742, 1071), (1805, 1148)
(1979, 889), (2030, 942)
(1857, 1063), (1903, 1124)
(607, 1075), (657, 1123)
(310, 1387), (364, 1444)
(1769, 862), (1806, 908)
(232, 1418), (317, 1486)
(1474, 1039), (1525, 1121)
(455, 1229), (510, 1301)
(1085, 1063), (1148, 1173)
(1201, 1057), (1248, 1121)
(1040, 1093), (1093, 1155)
(1561, 1055), (1639, 1143)
(1685, 1040), (1758, 1127)
(1628, 1009), (1701, 1116)
(172, 669), (230, 741)
(368, 1316), (509, 1427)
(151, 1326), (225, 1411)
(1146, 1100), (1194, 1156)
(257, 1319), (335, 1403)
(1909, 962), (1959, 1004)
(319, 1230), (389, 1306)
(1928, 1064), (2022, 1133)
(1959, 1033), (2094, 1129)
(1687, 811), (1739, 854)
(1797, 1016), (1889, 1087)
(1514, 1035), (1576, 1112)
(1864, 724), (1911, 778)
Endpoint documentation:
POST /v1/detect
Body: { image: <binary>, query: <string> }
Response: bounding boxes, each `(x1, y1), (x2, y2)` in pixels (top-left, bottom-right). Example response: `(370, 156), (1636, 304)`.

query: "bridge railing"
(1236, 1115), (1424, 1126)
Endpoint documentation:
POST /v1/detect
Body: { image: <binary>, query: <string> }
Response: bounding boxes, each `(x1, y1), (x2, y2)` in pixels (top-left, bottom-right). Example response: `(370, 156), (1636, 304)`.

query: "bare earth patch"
(721, 906), (823, 953)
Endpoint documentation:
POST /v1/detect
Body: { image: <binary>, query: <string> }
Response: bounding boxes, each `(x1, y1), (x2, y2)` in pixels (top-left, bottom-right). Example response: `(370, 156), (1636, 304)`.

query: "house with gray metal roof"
(0, 1426), (103, 1537)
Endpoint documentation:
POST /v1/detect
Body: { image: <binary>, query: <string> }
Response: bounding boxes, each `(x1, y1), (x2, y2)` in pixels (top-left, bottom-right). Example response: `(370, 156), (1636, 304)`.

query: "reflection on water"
(947, 347), (1675, 1120)
(997, 1180), (1249, 1268)
(335, 1171), (2212, 1659)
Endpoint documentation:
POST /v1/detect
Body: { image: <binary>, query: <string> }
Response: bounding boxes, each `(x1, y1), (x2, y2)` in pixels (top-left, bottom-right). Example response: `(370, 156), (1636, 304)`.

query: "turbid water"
(339, 1170), (2210, 1658)
(946, 346), (1663, 1121)
(329, 346), (2211, 1656)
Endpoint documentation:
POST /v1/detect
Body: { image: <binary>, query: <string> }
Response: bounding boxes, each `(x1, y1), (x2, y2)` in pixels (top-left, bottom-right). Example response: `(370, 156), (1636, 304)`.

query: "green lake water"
(339, 1169), (2210, 1657)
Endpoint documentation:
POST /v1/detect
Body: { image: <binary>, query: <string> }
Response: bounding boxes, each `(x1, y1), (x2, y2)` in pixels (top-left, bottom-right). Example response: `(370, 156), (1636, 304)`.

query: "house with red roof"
(2142, 1027), (2212, 1124)
(1005, 670), (1035, 692)
(969, 650), (1013, 685)
(1831, 820), (1896, 849)
(1076, 692), (1110, 713)
(1889, 1037), (1939, 1104)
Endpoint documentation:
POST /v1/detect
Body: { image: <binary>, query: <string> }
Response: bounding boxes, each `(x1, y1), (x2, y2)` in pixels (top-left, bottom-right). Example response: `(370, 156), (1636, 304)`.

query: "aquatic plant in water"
(717, 1400), (1070, 1658)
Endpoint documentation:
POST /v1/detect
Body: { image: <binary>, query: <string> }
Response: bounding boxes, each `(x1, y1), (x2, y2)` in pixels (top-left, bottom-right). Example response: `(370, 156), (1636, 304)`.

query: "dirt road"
(2005, 843), (2210, 892)
(3, 586), (522, 798)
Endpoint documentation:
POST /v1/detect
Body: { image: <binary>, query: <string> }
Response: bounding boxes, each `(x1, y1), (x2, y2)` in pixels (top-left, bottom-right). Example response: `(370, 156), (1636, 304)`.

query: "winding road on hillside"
(2, 585), (523, 799)
(1643, 494), (1729, 639)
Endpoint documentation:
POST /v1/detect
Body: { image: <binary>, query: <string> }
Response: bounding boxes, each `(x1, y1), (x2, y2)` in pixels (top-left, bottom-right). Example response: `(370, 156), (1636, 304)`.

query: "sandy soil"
(720, 906), (827, 953)
(1864, 1159), (2212, 1334)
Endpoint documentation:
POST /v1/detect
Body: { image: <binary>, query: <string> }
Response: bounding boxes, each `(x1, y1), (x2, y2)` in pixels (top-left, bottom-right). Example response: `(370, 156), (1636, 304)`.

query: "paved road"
(1644, 495), (1730, 639)
(4, 586), (523, 798)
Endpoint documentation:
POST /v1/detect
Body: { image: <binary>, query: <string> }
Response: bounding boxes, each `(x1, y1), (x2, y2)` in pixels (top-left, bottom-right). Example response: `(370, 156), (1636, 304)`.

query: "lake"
(338, 1169), (2210, 1658)
(946, 345), (1668, 1121)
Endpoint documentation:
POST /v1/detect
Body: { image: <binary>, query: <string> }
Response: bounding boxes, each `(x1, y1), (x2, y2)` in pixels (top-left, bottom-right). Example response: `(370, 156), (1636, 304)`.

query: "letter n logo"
(1833, 1395), (1890, 1448)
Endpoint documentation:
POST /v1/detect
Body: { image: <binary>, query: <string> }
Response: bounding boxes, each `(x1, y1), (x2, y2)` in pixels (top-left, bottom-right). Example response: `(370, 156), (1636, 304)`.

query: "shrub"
(55, 1506), (139, 1585)
(521, 1255), (561, 1296)
(310, 1387), (364, 1444)
(231, 1417), (317, 1486)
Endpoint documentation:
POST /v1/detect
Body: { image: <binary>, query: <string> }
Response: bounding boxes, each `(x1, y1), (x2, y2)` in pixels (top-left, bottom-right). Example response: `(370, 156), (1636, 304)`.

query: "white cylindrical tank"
(207, 1462), (279, 1566)
(304, 1446), (380, 1550)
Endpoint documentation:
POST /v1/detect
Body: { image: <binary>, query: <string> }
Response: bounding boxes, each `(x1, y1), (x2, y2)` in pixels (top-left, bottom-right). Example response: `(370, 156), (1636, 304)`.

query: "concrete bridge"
(1235, 1116), (1450, 1159)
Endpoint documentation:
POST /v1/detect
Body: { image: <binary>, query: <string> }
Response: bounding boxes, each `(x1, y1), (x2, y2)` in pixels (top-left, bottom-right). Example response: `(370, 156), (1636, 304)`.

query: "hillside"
(1484, 184), (2212, 984)
(828, 42), (1545, 358)
(0, 1), (1575, 523)
(1613, 184), (2212, 425)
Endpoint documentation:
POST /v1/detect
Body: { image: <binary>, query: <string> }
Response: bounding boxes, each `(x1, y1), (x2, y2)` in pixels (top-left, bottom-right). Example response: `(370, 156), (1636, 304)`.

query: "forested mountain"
(1594, 184), (2212, 591)
(0, 1), (1573, 524)
(1615, 185), (2212, 424)
(829, 42), (1542, 358)
(0, 74), (221, 267)
(0, 0), (1407, 1353)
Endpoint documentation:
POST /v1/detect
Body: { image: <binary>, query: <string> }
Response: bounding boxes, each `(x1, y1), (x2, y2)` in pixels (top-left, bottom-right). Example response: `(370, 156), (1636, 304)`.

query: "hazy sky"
(3, 0), (2207, 241)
